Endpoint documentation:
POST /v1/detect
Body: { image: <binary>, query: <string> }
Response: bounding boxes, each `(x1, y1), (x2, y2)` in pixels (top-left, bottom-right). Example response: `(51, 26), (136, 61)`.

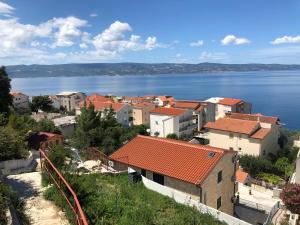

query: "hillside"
(6, 63), (300, 78)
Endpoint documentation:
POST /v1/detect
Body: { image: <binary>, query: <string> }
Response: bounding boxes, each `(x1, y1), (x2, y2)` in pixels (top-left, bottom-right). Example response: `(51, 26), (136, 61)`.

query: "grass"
(44, 173), (227, 225)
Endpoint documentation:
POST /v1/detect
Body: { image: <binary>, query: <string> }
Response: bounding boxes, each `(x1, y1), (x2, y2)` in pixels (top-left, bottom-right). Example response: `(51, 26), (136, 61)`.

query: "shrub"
(257, 173), (282, 185)
(280, 184), (300, 215)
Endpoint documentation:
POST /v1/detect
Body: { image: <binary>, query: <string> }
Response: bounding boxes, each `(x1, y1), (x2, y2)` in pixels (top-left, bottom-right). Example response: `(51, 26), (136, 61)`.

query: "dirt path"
(5, 172), (69, 225)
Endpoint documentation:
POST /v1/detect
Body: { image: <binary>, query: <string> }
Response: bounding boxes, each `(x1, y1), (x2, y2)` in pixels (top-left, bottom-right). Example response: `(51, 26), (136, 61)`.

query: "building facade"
(150, 107), (195, 138)
(204, 115), (281, 156)
(109, 135), (237, 215)
(132, 102), (155, 125)
(56, 91), (86, 111)
(10, 92), (30, 109)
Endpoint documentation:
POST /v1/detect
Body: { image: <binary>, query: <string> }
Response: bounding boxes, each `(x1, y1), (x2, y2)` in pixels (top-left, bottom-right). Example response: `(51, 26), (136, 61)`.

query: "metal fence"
(39, 149), (88, 225)
(238, 198), (273, 213)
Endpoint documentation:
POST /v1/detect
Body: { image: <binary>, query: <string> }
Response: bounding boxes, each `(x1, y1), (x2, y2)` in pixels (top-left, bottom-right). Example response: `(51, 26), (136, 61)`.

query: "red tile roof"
(110, 135), (233, 185)
(10, 91), (26, 97)
(205, 117), (259, 135)
(225, 113), (279, 125)
(250, 128), (271, 139)
(173, 100), (201, 110)
(80, 101), (126, 112)
(133, 102), (155, 108)
(150, 107), (187, 116)
(236, 169), (249, 183)
(85, 94), (113, 103)
(218, 98), (242, 106)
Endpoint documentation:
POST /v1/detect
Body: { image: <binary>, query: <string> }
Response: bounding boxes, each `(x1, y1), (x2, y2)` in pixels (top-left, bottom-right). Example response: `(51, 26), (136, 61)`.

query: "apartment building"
(56, 91), (86, 111)
(109, 135), (237, 215)
(132, 102), (155, 125)
(172, 100), (215, 131)
(205, 97), (252, 120)
(150, 107), (195, 138)
(10, 92), (30, 109)
(204, 114), (281, 156)
(153, 96), (175, 106)
(77, 99), (132, 127)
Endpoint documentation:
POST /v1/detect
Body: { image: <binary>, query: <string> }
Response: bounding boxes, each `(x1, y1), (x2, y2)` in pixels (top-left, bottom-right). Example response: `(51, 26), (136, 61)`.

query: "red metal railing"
(39, 149), (88, 225)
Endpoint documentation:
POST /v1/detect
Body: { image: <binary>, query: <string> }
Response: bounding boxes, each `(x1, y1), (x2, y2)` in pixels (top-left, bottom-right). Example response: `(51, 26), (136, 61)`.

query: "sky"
(0, 0), (300, 65)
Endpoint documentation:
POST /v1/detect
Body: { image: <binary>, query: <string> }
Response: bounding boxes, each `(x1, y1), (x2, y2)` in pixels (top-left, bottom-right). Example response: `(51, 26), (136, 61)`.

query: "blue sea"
(11, 70), (300, 130)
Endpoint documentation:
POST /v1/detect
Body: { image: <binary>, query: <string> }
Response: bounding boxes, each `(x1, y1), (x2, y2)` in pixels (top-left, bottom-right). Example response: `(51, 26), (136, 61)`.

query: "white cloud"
(176, 53), (181, 58)
(221, 35), (250, 45)
(199, 51), (228, 62)
(271, 35), (300, 45)
(0, 1), (14, 15)
(190, 40), (204, 47)
(89, 13), (98, 18)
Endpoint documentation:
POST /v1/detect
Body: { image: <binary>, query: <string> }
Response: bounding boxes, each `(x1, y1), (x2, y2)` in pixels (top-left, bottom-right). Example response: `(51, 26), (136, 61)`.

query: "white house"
(150, 107), (195, 138)
(153, 96), (175, 107)
(205, 97), (252, 120)
(10, 92), (30, 109)
(56, 91), (86, 112)
(203, 114), (281, 156)
(77, 100), (133, 127)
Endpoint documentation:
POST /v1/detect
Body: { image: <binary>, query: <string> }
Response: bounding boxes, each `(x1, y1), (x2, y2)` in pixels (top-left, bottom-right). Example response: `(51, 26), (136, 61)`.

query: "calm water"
(11, 71), (300, 130)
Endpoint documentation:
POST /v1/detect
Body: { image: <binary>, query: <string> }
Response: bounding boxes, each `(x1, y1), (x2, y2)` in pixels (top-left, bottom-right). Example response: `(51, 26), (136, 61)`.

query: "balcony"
(179, 117), (193, 123)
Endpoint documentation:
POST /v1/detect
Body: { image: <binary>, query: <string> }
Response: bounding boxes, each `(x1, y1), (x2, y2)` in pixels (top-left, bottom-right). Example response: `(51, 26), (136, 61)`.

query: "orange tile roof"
(80, 101), (126, 112)
(236, 169), (249, 183)
(110, 135), (232, 185)
(150, 107), (187, 116)
(173, 100), (201, 110)
(205, 117), (259, 135)
(10, 91), (25, 97)
(250, 128), (271, 139)
(133, 102), (155, 108)
(218, 98), (242, 106)
(85, 94), (113, 103)
(226, 113), (279, 125)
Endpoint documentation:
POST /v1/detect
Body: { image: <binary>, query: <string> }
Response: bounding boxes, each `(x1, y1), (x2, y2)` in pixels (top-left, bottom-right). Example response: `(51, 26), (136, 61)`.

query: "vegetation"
(44, 173), (227, 225)
(166, 133), (179, 139)
(280, 184), (300, 215)
(0, 126), (29, 161)
(0, 182), (30, 225)
(30, 95), (54, 112)
(72, 105), (148, 155)
(0, 67), (13, 115)
(257, 173), (282, 185)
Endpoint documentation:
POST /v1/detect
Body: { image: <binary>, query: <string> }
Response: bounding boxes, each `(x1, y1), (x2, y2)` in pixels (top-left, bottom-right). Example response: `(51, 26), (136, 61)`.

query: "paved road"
(5, 172), (69, 225)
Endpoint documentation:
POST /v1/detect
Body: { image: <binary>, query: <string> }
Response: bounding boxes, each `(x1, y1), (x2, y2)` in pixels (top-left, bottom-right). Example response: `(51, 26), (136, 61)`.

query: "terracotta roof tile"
(133, 102), (155, 108)
(250, 128), (271, 139)
(218, 98), (242, 106)
(173, 100), (201, 110)
(205, 117), (259, 135)
(236, 169), (249, 183)
(226, 112), (279, 125)
(80, 101), (126, 112)
(150, 107), (187, 116)
(110, 135), (232, 184)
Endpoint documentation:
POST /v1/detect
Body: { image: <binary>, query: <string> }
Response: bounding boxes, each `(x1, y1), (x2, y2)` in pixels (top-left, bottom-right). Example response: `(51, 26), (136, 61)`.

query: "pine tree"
(0, 67), (13, 115)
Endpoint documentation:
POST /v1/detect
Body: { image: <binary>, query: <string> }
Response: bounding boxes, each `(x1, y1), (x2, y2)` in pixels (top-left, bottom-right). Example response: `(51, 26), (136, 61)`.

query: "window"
(239, 135), (242, 139)
(141, 169), (146, 177)
(155, 121), (159, 125)
(229, 133), (234, 139)
(238, 147), (242, 151)
(217, 170), (222, 183)
(153, 173), (164, 185)
(217, 197), (222, 209)
(229, 147), (233, 151)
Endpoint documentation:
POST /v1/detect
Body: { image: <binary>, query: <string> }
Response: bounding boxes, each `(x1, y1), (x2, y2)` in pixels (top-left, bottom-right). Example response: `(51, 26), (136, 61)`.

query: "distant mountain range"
(6, 63), (300, 78)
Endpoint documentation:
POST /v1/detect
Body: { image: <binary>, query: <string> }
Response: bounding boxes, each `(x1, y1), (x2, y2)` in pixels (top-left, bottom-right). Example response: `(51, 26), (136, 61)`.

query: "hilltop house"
(172, 100), (215, 131)
(203, 113), (281, 156)
(77, 97), (132, 127)
(109, 135), (237, 215)
(28, 132), (64, 150)
(205, 97), (252, 120)
(10, 91), (30, 109)
(56, 91), (86, 112)
(132, 102), (156, 125)
(149, 107), (195, 138)
(153, 96), (175, 107)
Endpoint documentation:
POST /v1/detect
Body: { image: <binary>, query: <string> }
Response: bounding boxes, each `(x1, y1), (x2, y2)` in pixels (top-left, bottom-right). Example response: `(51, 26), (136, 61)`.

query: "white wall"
(142, 176), (250, 225)
(207, 130), (261, 156)
(13, 94), (29, 109)
(150, 114), (175, 137)
(116, 105), (132, 127)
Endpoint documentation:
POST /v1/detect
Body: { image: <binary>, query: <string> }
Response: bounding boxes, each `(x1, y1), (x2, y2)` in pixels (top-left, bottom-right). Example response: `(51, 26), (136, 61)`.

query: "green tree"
(0, 67), (13, 115)
(31, 95), (53, 112)
(166, 133), (178, 139)
(280, 184), (300, 215)
(0, 127), (28, 161)
(36, 119), (61, 134)
(275, 157), (294, 182)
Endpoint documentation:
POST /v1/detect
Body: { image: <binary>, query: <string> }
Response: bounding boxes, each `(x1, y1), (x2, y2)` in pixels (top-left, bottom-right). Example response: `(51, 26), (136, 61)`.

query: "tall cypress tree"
(0, 67), (12, 115)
